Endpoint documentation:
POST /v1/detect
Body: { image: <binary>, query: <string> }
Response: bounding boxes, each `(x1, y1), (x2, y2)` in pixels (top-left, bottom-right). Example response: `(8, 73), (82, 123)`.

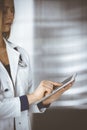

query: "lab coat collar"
(5, 39), (20, 86)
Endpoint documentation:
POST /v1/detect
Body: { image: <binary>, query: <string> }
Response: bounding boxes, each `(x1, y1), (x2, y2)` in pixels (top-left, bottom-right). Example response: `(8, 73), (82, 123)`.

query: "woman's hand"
(43, 82), (74, 105)
(27, 80), (62, 105)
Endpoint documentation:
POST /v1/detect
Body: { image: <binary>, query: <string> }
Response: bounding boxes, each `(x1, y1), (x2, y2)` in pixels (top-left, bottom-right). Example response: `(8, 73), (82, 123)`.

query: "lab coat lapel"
(6, 44), (20, 86)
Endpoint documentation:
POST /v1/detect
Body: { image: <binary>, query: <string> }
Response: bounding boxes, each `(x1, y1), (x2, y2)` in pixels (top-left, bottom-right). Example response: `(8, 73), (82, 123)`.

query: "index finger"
(49, 81), (63, 87)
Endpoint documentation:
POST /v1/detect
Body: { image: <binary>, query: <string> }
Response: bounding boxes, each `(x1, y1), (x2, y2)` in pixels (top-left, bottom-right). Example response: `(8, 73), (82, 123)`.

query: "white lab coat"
(0, 39), (42, 130)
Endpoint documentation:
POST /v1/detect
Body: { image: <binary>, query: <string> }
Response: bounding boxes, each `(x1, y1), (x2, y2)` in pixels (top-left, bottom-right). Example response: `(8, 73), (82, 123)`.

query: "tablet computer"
(36, 73), (77, 104)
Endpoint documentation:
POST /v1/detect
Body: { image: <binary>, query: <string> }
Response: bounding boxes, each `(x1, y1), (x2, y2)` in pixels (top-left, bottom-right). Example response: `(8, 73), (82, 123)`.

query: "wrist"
(27, 93), (38, 105)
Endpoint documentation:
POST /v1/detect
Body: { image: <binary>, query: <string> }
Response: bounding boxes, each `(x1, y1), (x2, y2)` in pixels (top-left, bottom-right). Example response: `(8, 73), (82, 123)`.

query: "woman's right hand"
(27, 80), (62, 105)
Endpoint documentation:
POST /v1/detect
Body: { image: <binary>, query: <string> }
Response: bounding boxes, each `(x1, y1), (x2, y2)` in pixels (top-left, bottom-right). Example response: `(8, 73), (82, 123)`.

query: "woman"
(0, 0), (73, 130)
